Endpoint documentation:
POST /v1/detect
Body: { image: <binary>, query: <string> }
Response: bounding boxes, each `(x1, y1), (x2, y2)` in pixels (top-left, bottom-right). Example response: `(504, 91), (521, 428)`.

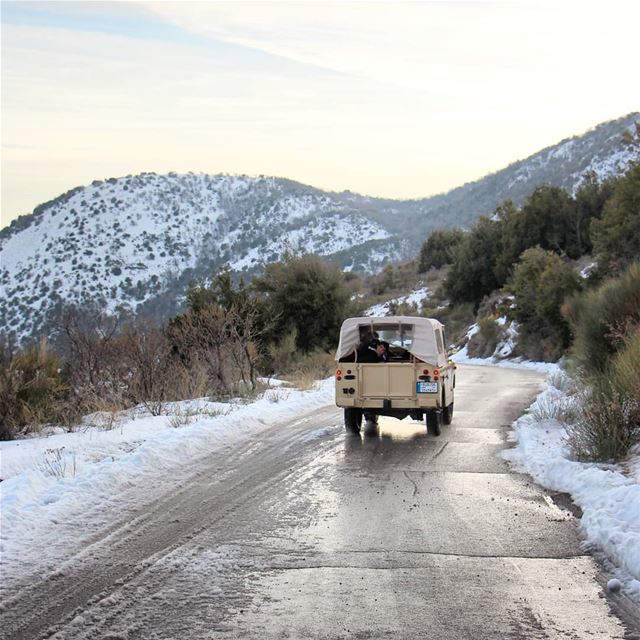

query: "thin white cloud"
(142, 0), (640, 91)
(2, 0), (639, 226)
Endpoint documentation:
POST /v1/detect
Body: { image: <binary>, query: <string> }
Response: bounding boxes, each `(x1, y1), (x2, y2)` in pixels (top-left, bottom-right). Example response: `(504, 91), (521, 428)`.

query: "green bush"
(422, 302), (475, 348)
(265, 330), (299, 375)
(0, 341), (69, 439)
(444, 217), (501, 308)
(567, 380), (639, 461)
(564, 262), (640, 375)
(564, 266), (640, 461)
(507, 248), (581, 361)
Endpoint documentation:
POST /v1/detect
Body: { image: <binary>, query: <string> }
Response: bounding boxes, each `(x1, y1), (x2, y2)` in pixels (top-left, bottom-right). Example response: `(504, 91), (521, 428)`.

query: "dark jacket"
(357, 339), (388, 363)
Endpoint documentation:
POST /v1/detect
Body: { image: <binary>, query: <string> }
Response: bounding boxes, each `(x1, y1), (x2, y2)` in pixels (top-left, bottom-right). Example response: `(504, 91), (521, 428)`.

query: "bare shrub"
(118, 325), (176, 416)
(265, 389), (290, 403)
(168, 404), (230, 428)
(1, 297), (266, 437)
(285, 370), (318, 391)
(54, 309), (218, 418)
(84, 397), (125, 431)
(171, 359), (210, 400)
(548, 370), (577, 394)
(53, 306), (128, 412)
(167, 303), (260, 399)
(235, 378), (272, 404)
(168, 406), (199, 428)
(0, 353), (25, 440)
(37, 447), (77, 478)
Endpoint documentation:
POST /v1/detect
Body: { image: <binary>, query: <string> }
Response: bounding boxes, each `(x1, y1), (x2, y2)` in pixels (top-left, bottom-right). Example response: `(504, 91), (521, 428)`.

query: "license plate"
(416, 381), (438, 393)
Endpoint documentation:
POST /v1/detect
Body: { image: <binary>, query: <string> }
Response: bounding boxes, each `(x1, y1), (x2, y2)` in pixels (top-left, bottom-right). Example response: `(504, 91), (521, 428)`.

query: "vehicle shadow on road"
(343, 419), (435, 460)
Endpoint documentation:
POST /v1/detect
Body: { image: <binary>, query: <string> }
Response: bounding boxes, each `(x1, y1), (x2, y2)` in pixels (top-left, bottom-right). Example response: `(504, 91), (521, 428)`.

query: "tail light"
(433, 369), (439, 376)
(423, 369), (430, 375)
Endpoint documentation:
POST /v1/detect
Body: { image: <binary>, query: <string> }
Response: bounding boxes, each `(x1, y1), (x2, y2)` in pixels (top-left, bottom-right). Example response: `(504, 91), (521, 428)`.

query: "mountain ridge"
(2, 112), (638, 345)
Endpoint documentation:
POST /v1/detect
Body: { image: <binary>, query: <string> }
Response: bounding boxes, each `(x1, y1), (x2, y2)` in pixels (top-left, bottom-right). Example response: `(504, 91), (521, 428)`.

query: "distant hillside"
(400, 111), (639, 243)
(1, 112), (637, 345)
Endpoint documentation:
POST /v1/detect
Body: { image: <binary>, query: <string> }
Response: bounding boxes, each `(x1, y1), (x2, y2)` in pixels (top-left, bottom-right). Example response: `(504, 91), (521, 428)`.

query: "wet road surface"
(3, 364), (639, 639)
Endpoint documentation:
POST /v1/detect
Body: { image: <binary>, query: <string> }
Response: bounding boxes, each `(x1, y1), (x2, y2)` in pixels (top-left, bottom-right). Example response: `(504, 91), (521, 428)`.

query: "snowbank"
(503, 376), (640, 601)
(451, 344), (559, 374)
(0, 379), (335, 589)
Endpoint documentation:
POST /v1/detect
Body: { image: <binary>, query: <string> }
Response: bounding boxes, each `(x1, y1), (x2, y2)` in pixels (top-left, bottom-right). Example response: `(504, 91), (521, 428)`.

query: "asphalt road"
(3, 364), (639, 639)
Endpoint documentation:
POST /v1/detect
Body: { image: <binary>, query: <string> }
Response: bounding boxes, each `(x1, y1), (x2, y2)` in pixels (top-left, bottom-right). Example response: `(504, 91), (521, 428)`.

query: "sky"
(1, 0), (639, 228)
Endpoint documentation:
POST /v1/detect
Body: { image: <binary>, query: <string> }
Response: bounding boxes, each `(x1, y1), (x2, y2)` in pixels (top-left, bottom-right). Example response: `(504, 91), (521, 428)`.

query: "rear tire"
(344, 408), (363, 433)
(443, 402), (454, 425)
(426, 409), (442, 436)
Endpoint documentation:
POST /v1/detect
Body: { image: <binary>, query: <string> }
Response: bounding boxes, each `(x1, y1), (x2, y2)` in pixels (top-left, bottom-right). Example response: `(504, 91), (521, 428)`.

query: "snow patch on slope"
(364, 287), (430, 316)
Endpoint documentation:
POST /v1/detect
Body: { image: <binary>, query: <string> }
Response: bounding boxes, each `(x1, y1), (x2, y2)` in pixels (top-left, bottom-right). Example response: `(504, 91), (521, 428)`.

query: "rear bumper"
(336, 395), (438, 409)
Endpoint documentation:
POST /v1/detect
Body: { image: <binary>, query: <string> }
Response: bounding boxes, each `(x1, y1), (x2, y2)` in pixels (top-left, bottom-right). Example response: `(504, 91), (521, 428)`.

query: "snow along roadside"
(450, 350), (640, 601)
(502, 375), (640, 602)
(0, 378), (335, 592)
(451, 339), (559, 374)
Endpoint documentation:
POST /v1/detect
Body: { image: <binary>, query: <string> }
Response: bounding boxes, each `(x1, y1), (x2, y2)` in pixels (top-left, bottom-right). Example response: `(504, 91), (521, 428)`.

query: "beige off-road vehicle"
(335, 316), (456, 435)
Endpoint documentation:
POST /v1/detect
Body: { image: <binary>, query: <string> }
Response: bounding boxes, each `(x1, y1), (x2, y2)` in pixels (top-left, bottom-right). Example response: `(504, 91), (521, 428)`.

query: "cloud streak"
(2, 0), (639, 226)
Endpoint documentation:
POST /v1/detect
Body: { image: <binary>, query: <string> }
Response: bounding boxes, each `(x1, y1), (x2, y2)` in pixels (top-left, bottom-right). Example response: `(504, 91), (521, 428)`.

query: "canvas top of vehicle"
(335, 315), (448, 366)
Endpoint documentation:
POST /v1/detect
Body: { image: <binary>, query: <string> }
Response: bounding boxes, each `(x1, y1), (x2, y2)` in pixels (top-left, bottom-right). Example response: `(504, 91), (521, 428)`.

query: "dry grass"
(530, 392), (580, 424)
(284, 370), (319, 391)
(280, 349), (335, 391)
(566, 388), (640, 461)
(36, 447), (77, 479)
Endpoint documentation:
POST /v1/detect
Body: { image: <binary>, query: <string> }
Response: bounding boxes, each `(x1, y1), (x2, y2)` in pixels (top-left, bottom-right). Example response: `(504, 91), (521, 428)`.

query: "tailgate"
(360, 363), (416, 398)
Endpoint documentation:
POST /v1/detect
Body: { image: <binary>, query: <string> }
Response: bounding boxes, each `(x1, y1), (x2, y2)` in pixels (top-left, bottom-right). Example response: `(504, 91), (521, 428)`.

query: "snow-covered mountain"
(2, 112), (638, 345)
(1, 174), (404, 343)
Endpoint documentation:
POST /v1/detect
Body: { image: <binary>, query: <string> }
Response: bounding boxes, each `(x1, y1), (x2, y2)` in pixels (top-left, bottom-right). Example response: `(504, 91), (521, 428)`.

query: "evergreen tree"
(573, 172), (618, 256)
(508, 247), (580, 360)
(251, 254), (352, 352)
(591, 165), (640, 275)
(515, 185), (580, 258)
(418, 228), (465, 272)
(444, 217), (501, 308)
